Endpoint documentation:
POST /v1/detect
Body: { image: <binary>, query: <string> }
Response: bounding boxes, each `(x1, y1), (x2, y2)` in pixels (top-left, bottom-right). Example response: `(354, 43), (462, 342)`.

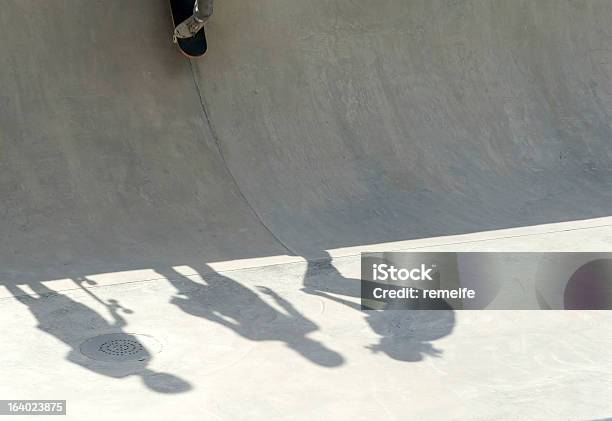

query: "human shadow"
(156, 266), (344, 368)
(4, 279), (191, 394)
(302, 251), (455, 362)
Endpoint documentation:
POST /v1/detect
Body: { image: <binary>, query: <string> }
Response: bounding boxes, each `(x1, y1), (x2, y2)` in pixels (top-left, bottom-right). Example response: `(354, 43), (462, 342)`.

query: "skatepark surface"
(1, 0), (612, 419)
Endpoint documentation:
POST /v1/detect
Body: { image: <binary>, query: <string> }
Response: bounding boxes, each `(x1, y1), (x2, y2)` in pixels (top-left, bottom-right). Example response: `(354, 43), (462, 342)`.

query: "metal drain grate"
(80, 333), (162, 363)
(99, 338), (144, 356)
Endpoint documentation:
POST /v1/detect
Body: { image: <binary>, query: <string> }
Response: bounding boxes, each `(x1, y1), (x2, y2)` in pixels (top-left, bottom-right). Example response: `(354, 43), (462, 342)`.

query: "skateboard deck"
(170, 0), (207, 58)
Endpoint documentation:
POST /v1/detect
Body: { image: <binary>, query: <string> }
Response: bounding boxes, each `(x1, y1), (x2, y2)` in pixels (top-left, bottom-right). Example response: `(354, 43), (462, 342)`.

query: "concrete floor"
(2, 0), (612, 419)
(1, 226), (612, 420)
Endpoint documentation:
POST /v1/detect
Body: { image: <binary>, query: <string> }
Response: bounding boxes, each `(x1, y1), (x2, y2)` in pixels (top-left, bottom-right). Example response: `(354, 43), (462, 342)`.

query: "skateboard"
(170, 0), (207, 58)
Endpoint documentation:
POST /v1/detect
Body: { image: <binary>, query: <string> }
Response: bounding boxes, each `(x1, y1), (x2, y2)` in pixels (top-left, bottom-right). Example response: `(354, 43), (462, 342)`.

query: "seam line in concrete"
(187, 59), (298, 256)
(389, 223), (612, 253)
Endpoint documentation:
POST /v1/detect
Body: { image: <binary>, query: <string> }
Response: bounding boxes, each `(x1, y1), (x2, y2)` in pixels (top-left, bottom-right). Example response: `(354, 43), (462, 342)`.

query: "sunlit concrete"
(2, 0), (612, 419)
(1, 243), (612, 420)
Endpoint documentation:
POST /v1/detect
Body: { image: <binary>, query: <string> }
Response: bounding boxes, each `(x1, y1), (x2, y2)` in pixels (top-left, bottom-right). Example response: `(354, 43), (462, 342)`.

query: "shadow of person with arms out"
(4, 279), (191, 394)
(157, 265), (344, 368)
(302, 251), (455, 362)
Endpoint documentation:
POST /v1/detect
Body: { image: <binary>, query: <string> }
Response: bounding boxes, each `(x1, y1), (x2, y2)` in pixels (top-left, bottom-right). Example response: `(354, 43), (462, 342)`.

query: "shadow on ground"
(3, 280), (191, 394)
(155, 265), (344, 368)
(302, 252), (455, 362)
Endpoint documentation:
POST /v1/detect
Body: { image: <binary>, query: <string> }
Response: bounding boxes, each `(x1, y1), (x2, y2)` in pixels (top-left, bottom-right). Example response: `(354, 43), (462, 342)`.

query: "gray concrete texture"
(2, 0), (612, 282)
(2, 1), (612, 420)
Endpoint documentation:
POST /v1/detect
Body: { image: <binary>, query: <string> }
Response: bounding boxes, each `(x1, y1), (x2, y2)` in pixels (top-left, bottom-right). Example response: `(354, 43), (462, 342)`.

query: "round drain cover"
(80, 333), (162, 362)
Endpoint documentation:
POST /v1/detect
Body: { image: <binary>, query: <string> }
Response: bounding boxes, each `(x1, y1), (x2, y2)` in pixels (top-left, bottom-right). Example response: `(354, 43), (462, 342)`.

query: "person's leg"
(194, 0), (214, 23)
(174, 0), (213, 40)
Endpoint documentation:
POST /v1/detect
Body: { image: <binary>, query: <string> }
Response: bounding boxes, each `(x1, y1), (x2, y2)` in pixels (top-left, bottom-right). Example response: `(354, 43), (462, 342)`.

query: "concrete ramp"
(2, 0), (612, 281)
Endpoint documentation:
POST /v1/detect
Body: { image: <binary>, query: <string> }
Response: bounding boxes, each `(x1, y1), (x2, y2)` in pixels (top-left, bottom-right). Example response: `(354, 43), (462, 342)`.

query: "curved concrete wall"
(1, 0), (612, 280)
